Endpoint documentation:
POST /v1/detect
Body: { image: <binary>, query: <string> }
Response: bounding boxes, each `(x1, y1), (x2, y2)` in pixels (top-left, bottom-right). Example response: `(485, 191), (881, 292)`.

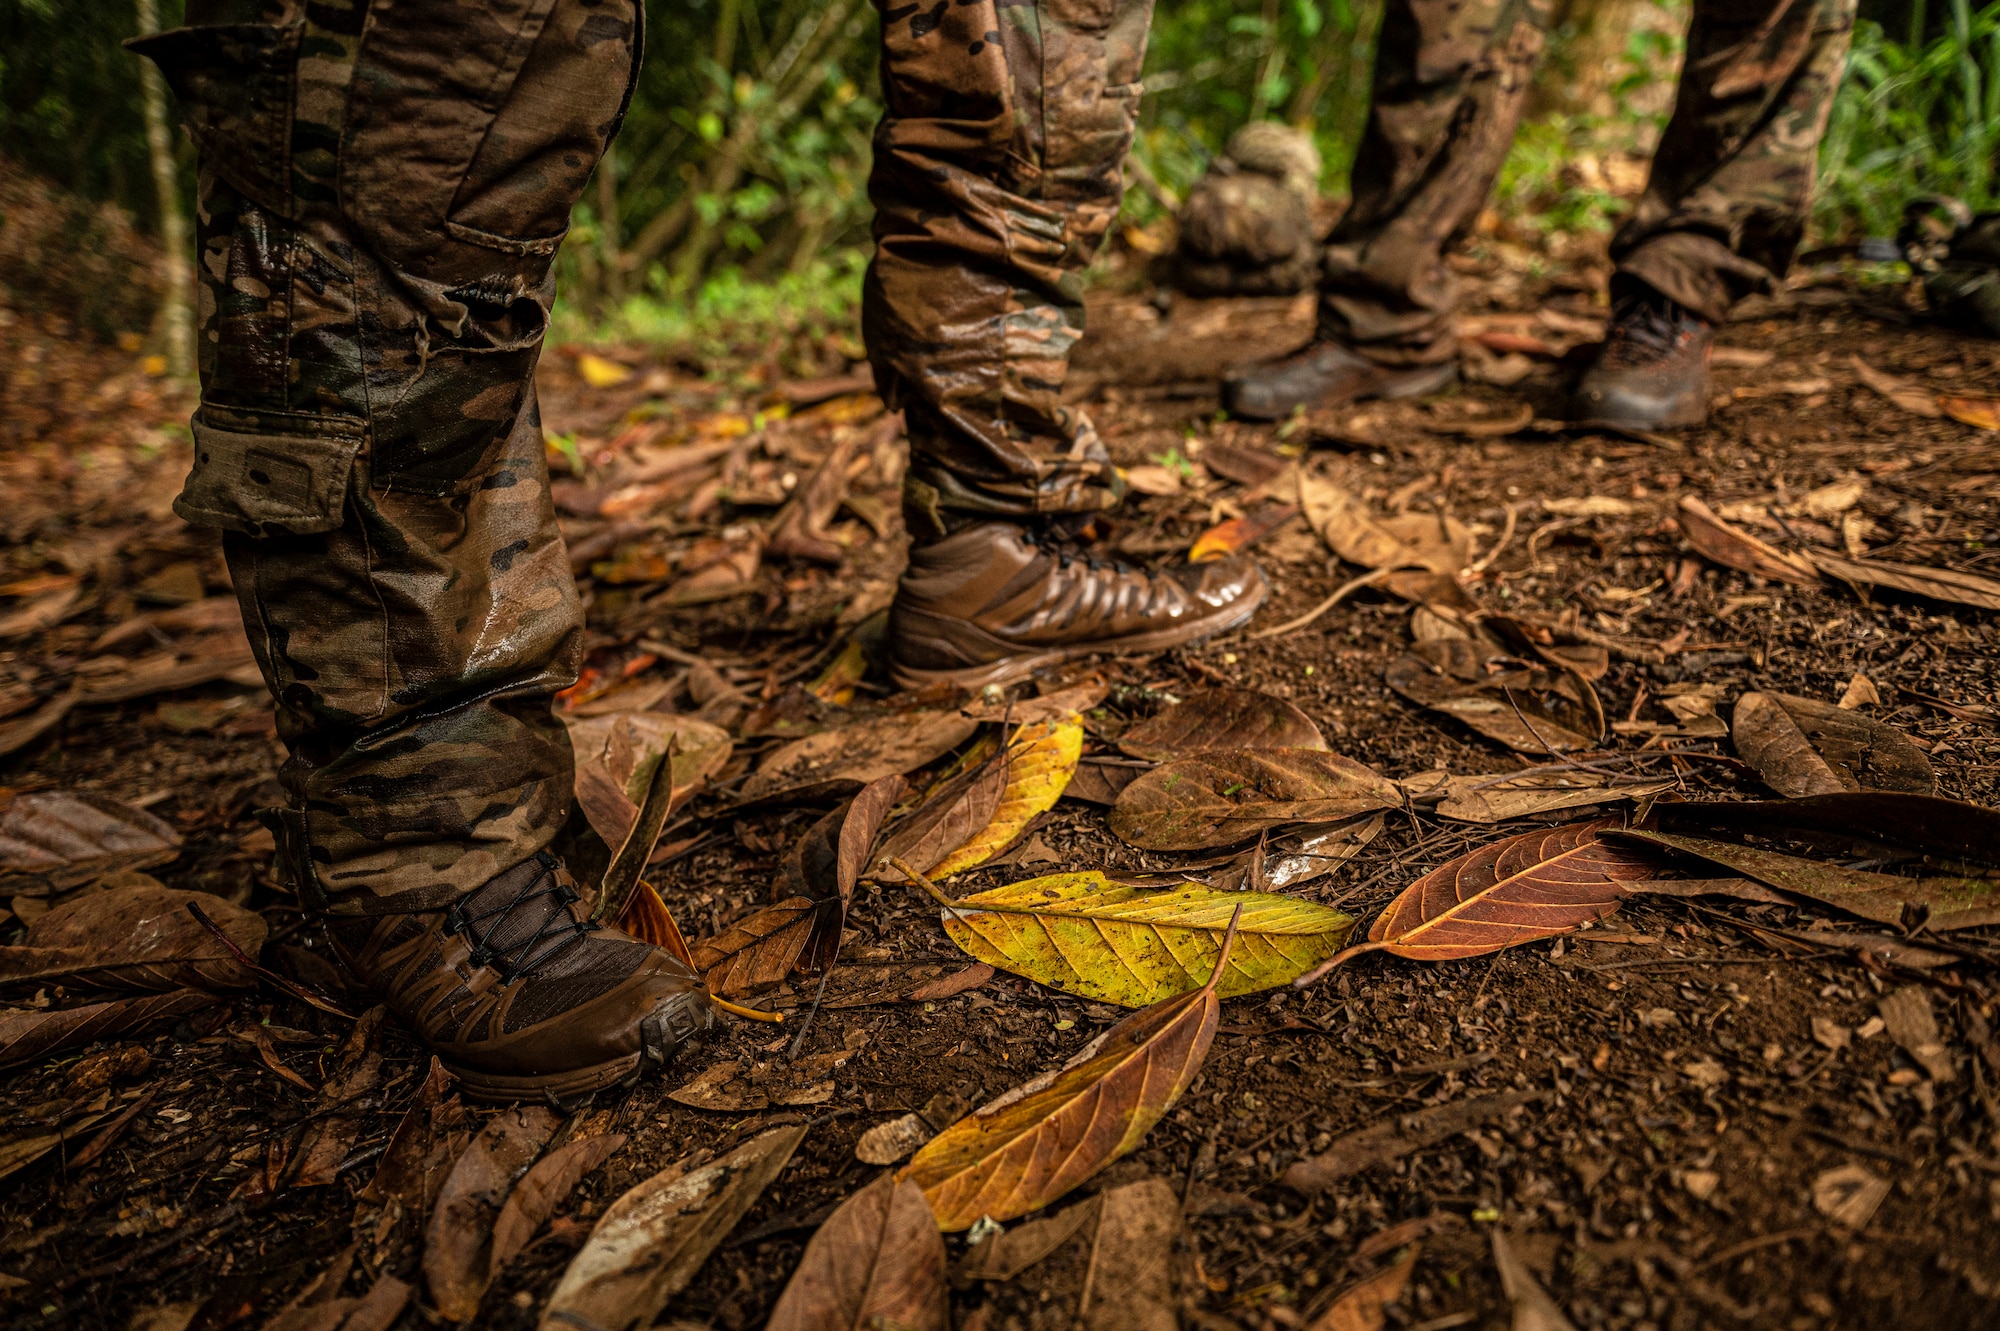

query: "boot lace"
(1600, 292), (1704, 368)
(442, 856), (599, 983)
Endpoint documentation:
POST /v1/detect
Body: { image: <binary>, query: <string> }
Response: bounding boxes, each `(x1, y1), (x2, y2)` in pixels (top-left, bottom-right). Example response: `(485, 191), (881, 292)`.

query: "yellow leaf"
(807, 636), (867, 705)
(578, 352), (634, 388)
(141, 354), (169, 378)
(931, 870), (1353, 1006)
(928, 716), (1082, 878)
(1941, 395), (2000, 431)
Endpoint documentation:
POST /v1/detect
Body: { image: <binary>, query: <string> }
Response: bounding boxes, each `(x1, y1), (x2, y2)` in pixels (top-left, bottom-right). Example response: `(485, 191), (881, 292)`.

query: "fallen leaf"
(425, 1105), (562, 1321)
(871, 755), (1007, 884)
(956, 680), (1109, 725)
(1805, 548), (2000, 612)
(1492, 1227), (1579, 1331)
(0, 585), (82, 640)
(928, 716), (1082, 878)
(667, 1059), (767, 1113)
(0, 790), (183, 896)
(540, 1125), (807, 1331)
(1837, 672), (1880, 710)
(1188, 505), (1298, 563)
(489, 1134), (627, 1274)
(1731, 691), (1935, 798)
(1612, 829), (1995, 929)
(691, 897), (830, 998)
(577, 353), (635, 388)
(925, 871), (1353, 1006)
(743, 709), (980, 800)
(1542, 496), (1635, 518)
(1652, 791), (2000, 870)
(900, 914), (1240, 1229)
(1117, 687), (1326, 760)
(1878, 986), (1954, 1082)
(1284, 1089), (1543, 1190)
(1300, 472), (1470, 575)
(1851, 355), (1940, 416)
(356, 1057), (470, 1249)
(1812, 1163), (1890, 1228)
(1109, 748), (1400, 851)
(1813, 1017), (1852, 1051)
(1201, 816), (1384, 891)
(563, 711), (732, 849)
(0, 988), (218, 1071)
(1423, 401), (1535, 437)
(1123, 464), (1182, 496)
(1305, 820), (1658, 976)
(0, 882), (265, 991)
(616, 880), (698, 965)
(1307, 1245), (1417, 1331)
(0, 688), (79, 761)
(1675, 496), (1820, 585)
(1803, 479), (1867, 518)
(773, 774), (904, 971)
(1200, 441), (1289, 488)
(0, 1107), (116, 1185)
(1940, 395), (2000, 430)
(1077, 1177), (1180, 1331)
(954, 1193), (1100, 1283)
(764, 1173), (949, 1331)
(818, 961), (994, 1009)
(1424, 772), (1673, 824)
(1385, 638), (1605, 756)
(291, 1008), (387, 1187)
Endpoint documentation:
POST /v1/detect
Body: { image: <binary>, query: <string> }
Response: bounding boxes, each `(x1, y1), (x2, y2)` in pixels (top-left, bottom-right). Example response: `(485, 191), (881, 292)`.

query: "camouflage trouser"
(865, 0), (1151, 540)
(134, 0), (638, 914)
(1325, 0), (1858, 362)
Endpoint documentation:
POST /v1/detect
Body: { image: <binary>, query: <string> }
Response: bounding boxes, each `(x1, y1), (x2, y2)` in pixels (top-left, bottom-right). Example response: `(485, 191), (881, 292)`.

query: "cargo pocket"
(177, 407), (367, 537)
(125, 22), (303, 218)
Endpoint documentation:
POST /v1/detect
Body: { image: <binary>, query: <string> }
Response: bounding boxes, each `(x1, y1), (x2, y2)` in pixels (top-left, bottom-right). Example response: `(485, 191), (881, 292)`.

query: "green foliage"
(1815, 1), (2000, 241)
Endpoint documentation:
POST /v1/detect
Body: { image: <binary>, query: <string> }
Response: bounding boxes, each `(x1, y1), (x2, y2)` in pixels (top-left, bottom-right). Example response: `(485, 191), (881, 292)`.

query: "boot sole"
(1226, 360), (1457, 421)
(447, 1052), (647, 1105)
(888, 574), (1268, 692)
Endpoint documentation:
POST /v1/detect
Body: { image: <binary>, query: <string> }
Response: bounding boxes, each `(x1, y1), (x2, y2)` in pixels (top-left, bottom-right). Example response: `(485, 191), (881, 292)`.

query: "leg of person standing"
(133, 0), (706, 1102)
(1573, 0), (1859, 426)
(1224, 0), (1558, 419)
(868, 0), (1268, 690)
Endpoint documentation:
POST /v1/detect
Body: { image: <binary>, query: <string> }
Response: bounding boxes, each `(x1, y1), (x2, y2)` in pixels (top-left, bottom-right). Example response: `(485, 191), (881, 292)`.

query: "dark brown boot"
(1223, 340), (1456, 420)
(888, 522), (1266, 691)
(326, 854), (709, 1103)
(1571, 291), (1713, 429)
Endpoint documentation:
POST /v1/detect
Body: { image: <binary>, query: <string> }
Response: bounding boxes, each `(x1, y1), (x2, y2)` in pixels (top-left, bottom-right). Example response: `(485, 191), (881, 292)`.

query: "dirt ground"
(3, 234), (2000, 1331)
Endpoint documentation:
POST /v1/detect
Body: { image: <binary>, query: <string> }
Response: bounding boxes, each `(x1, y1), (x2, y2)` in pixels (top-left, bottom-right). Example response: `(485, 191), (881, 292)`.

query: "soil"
(3, 235), (1999, 1331)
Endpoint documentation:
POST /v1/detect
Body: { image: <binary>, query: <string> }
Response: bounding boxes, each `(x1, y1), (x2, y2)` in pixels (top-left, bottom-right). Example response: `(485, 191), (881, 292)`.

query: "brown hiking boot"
(325, 853), (709, 1103)
(888, 521), (1266, 690)
(1571, 291), (1713, 429)
(1223, 339), (1456, 420)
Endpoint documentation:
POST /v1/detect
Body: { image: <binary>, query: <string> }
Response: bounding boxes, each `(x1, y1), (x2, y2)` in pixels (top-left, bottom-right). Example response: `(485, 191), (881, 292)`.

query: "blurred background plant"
(0, 0), (1988, 365)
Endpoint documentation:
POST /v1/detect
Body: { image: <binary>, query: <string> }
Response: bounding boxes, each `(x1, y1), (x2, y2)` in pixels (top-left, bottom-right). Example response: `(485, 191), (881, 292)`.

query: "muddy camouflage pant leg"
(135, 0), (640, 915)
(1318, 0), (1557, 365)
(866, 0), (1154, 541)
(1612, 0), (1858, 322)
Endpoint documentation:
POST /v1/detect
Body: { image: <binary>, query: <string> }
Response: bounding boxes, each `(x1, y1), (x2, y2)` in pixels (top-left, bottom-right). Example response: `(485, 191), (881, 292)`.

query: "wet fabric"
(135, 0), (641, 914)
(865, 0), (1154, 540)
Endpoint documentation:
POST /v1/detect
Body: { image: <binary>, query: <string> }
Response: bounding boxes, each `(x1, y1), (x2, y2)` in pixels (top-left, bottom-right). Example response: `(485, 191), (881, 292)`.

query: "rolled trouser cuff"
(1615, 230), (1776, 324)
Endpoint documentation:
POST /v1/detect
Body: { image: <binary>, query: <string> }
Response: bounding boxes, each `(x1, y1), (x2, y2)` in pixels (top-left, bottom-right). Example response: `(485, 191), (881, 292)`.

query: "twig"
(786, 967), (834, 1058)
(185, 902), (353, 1019)
(1467, 502), (1519, 576)
(1251, 567), (1391, 641)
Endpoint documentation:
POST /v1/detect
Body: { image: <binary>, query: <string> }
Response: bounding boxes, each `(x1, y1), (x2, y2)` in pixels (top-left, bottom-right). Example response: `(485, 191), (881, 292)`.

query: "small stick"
(186, 902), (353, 1019)
(1293, 938), (1389, 988)
(1250, 567), (1391, 641)
(1467, 501), (1519, 576)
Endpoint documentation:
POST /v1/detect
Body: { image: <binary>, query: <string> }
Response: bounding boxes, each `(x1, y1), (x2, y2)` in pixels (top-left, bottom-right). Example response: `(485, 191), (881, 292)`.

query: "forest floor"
(3, 233), (2000, 1331)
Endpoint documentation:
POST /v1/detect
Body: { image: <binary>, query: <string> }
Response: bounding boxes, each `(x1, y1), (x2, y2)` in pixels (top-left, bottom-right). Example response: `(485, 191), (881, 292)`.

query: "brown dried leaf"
(899, 917), (1238, 1229)
(1284, 1088), (1542, 1191)
(0, 988), (218, 1071)
(768, 430), (863, 565)
(1731, 690), (1935, 798)
(871, 758), (1007, 884)
(539, 1125), (807, 1331)
(0, 882), (265, 991)
(424, 1106), (562, 1322)
(0, 790), (182, 896)
(1300, 471), (1471, 574)
(1851, 355), (1940, 416)
(819, 960), (994, 1009)
(1941, 395), (2000, 430)
(1384, 638), (1605, 756)
(562, 712), (732, 849)
(1109, 748), (1399, 851)
(1653, 791), (2000, 870)
(489, 1133), (627, 1273)
(691, 897), (831, 998)
(1078, 1177), (1181, 1331)
(1307, 1244), (1418, 1331)
(1326, 820), (1658, 970)
(1492, 1227), (1579, 1331)
(779, 775), (904, 960)
(1117, 687), (1326, 760)
(1614, 829), (1996, 928)
(1805, 548), (2000, 612)
(765, 1173), (949, 1331)
(744, 709), (980, 800)
(1675, 496), (1820, 585)
(955, 1193), (1100, 1283)
(356, 1057), (470, 1250)
(1187, 504), (1299, 563)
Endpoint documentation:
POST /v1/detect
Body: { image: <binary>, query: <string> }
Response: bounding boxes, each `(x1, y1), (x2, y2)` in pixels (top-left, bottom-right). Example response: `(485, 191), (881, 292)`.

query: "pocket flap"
(177, 408), (366, 537)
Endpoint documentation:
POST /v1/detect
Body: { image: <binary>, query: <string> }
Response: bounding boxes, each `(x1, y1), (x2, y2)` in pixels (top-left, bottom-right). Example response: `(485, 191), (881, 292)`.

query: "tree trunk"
(135, 0), (194, 380)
